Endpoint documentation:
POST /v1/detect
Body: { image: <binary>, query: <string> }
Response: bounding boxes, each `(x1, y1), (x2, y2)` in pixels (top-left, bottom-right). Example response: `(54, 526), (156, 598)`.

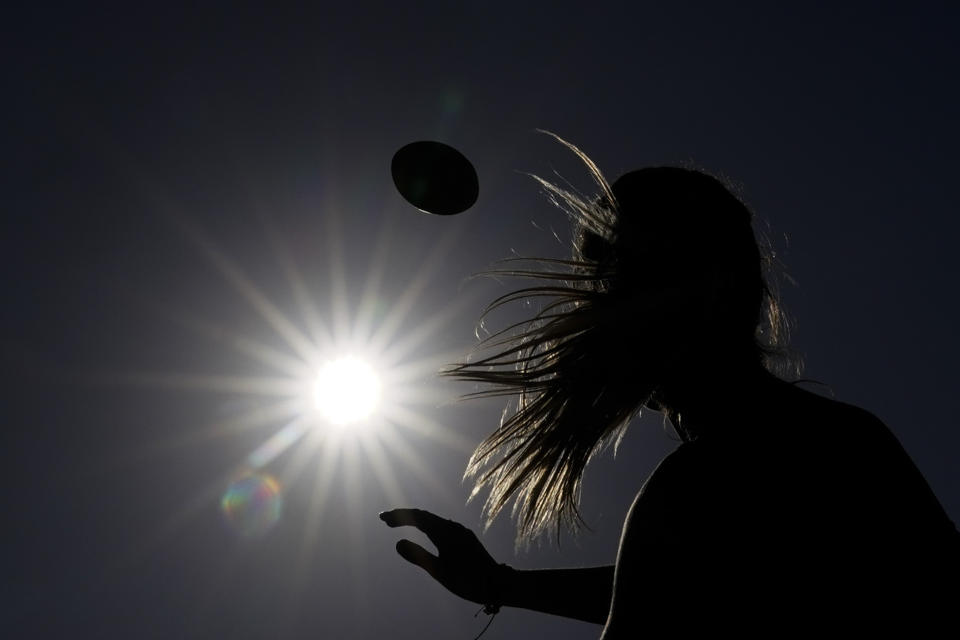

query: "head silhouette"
(448, 136), (790, 544)
(577, 168), (773, 383)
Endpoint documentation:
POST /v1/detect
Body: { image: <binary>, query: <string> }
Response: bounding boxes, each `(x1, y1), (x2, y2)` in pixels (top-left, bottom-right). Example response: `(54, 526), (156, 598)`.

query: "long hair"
(445, 133), (793, 545)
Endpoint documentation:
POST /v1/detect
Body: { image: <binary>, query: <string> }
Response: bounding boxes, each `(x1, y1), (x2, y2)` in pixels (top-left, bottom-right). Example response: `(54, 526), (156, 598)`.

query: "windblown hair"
(445, 133), (793, 545)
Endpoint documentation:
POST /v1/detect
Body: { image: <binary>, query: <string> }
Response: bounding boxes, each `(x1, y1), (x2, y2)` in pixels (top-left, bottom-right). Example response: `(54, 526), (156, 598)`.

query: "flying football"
(391, 141), (479, 215)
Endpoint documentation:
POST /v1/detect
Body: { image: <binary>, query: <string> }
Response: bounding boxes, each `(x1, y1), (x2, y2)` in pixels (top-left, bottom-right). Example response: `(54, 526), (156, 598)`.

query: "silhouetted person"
(381, 136), (959, 636)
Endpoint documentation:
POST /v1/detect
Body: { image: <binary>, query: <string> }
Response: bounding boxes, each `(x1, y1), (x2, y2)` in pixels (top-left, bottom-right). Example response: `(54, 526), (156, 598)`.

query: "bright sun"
(148, 213), (476, 543)
(314, 356), (381, 426)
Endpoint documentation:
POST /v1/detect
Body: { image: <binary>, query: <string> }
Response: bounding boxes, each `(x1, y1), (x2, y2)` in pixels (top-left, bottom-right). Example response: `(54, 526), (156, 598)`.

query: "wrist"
(486, 562), (516, 611)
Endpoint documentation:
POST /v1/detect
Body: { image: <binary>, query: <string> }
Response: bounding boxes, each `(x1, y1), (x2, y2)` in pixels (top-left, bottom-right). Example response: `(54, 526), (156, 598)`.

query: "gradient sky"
(5, 3), (958, 638)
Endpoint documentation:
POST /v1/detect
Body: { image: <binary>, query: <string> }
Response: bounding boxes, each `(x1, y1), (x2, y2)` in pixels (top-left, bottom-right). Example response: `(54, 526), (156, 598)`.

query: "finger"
(380, 508), (452, 545)
(396, 539), (443, 581)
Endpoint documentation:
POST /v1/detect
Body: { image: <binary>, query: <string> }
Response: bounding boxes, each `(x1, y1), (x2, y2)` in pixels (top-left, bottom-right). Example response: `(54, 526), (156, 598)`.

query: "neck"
(650, 357), (778, 441)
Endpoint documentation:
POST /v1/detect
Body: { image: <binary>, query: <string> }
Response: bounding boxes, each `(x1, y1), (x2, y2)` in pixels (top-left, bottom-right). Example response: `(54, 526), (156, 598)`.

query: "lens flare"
(220, 473), (282, 539)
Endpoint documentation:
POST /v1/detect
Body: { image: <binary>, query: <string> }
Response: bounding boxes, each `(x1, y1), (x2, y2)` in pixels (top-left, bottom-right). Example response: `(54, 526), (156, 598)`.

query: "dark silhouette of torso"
(604, 382), (958, 636)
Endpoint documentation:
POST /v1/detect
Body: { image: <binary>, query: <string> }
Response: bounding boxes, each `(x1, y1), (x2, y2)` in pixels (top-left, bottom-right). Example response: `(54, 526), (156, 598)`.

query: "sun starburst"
(95, 201), (485, 557)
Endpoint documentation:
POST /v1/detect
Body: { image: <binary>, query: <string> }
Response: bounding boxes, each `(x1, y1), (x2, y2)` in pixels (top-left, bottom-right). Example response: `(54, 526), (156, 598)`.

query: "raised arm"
(380, 508), (613, 624)
(501, 565), (613, 624)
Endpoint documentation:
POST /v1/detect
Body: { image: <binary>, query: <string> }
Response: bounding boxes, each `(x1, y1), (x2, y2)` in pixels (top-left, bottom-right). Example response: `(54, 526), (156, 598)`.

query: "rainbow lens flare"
(220, 473), (282, 539)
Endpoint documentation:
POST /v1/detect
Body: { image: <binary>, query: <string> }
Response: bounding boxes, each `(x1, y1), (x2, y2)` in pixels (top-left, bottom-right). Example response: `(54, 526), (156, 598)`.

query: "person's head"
(576, 166), (784, 385)
(447, 134), (791, 545)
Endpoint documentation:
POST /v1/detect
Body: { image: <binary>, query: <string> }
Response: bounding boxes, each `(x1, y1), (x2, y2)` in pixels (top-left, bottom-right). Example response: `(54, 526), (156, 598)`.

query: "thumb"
(396, 539), (442, 580)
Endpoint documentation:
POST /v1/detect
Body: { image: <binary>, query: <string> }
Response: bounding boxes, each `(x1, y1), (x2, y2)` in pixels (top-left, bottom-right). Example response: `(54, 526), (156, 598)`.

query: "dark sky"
(5, 3), (958, 638)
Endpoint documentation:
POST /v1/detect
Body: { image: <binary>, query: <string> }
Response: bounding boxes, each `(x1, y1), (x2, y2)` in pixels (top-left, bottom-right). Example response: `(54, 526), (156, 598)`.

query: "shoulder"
(759, 386), (958, 550)
(799, 388), (892, 442)
(625, 385), (956, 544)
(744, 382), (912, 475)
(614, 442), (720, 555)
(794, 390), (931, 485)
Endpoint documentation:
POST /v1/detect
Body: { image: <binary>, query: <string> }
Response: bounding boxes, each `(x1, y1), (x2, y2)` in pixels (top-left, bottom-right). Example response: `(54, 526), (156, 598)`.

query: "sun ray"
(352, 210), (398, 345)
(260, 214), (334, 354)
(177, 217), (320, 364)
(378, 290), (481, 367)
(339, 436), (367, 504)
(382, 382), (457, 414)
(274, 424), (326, 494)
(129, 397), (304, 456)
(285, 437), (340, 612)
(147, 302), (315, 378)
(376, 421), (458, 501)
(88, 370), (303, 397)
(247, 416), (311, 468)
(358, 432), (407, 506)
(303, 433), (340, 539)
(339, 435), (375, 608)
(385, 403), (477, 456)
(368, 225), (465, 355)
(378, 349), (472, 408)
(320, 200), (353, 345)
(380, 347), (472, 386)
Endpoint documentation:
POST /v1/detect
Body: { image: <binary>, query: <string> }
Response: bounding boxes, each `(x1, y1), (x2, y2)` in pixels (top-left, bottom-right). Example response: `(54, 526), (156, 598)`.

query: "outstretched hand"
(380, 508), (512, 607)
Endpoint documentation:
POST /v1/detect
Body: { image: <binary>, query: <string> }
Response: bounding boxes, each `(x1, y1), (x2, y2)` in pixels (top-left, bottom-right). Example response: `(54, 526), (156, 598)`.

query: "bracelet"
(473, 566), (511, 640)
(482, 562), (515, 615)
